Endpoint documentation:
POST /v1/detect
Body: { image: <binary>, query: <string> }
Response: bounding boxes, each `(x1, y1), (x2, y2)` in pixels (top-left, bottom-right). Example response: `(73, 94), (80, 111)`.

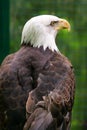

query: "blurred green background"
(0, 0), (87, 129)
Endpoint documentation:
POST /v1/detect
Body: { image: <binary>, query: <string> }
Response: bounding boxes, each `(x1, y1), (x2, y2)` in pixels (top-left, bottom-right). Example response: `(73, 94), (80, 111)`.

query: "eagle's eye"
(50, 21), (58, 26)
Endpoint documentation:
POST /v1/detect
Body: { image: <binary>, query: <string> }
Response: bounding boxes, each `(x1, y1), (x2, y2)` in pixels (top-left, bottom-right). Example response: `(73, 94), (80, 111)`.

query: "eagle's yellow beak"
(55, 19), (71, 31)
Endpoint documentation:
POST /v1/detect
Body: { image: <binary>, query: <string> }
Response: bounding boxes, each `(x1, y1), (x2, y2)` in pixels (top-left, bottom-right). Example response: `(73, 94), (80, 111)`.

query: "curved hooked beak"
(55, 18), (71, 31)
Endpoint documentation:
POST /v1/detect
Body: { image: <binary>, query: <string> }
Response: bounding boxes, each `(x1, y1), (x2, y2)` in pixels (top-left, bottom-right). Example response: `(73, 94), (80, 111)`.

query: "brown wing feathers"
(0, 47), (75, 130)
(23, 49), (75, 130)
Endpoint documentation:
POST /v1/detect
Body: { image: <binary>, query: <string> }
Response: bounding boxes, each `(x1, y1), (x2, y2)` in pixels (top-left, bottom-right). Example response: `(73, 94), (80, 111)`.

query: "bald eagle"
(0, 15), (75, 130)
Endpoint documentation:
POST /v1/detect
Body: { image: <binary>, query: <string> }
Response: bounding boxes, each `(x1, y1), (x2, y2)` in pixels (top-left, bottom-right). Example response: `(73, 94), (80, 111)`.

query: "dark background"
(0, 0), (87, 129)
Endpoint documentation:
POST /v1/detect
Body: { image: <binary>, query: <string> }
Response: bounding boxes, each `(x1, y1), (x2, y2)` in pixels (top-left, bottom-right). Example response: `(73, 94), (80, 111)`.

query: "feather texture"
(0, 46), (75, 130)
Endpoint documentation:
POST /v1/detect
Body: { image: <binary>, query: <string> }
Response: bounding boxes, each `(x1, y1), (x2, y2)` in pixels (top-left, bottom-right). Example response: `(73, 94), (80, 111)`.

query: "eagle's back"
(0, 46), (75, 130)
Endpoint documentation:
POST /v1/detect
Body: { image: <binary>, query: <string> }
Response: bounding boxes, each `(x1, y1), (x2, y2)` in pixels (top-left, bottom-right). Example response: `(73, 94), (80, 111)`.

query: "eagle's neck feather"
(31, 34), (59, 52)
(22, 32), (59, 52)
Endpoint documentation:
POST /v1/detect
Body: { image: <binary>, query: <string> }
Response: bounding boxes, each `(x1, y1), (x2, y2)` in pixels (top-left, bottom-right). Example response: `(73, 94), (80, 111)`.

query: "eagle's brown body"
(0, 45), (75, 130)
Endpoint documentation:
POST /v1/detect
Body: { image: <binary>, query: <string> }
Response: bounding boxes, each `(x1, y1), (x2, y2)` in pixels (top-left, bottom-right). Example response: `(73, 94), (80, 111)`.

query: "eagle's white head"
(21, 15), (70, 52)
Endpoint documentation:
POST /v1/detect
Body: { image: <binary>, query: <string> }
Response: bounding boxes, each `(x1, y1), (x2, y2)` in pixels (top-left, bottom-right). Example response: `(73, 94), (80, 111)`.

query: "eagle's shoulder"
(53, 52), (73, 69)
(0, 53), (15, 67)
